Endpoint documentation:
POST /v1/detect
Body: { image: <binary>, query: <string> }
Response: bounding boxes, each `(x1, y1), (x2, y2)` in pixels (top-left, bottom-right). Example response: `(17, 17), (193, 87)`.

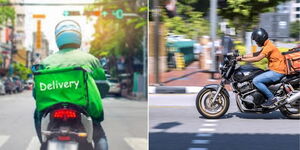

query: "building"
(259, 13), (290, 41)
(0, 0), (26, 69)
(277, 0), (300, 22)
(259, 0), (300, 41)
(32, 32), (49, 64)
(0, 25), (13, 69)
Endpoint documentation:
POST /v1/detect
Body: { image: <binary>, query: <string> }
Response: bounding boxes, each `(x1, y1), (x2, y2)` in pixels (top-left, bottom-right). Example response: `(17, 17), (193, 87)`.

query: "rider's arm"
(90, 59), (106, 80)
(242, 53), (253, 58)
(242, 51), (261, 58)
(241, 53), (265, 62)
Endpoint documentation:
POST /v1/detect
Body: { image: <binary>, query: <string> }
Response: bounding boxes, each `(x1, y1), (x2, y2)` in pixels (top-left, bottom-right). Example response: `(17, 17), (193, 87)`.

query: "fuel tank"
(233, 65), (264, 82)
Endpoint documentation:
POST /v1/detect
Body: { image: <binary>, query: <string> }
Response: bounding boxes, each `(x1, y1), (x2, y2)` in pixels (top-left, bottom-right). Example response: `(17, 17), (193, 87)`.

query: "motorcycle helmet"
(55, 20), (81, 49)
(251, 28), (268, 47)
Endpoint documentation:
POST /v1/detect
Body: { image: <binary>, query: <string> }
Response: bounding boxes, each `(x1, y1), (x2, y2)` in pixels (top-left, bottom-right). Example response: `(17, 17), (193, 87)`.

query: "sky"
(24, 0), (97, 53)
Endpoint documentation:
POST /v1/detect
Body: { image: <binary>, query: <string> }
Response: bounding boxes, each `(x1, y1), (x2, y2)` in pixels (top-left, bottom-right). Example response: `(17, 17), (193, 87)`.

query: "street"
(0, 91), (147, 150)
(149, 93), (300, 150)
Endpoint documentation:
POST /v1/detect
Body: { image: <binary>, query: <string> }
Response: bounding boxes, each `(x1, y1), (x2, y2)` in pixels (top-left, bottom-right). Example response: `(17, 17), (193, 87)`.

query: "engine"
(240, 91), (265, 109)
(236, 82), (252, 93)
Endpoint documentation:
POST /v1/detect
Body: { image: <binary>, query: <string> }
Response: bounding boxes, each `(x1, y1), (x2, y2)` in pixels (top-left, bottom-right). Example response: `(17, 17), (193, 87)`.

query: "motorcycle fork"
(211, 80), (226, 103)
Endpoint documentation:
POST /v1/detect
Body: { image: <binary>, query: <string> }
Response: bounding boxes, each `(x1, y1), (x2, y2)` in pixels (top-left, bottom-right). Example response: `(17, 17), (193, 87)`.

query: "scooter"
(40, 103), (94, 150)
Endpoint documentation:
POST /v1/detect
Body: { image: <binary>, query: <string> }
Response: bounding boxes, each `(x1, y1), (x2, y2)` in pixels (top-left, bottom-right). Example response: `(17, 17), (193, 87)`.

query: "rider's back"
(41, 48), (104, 79)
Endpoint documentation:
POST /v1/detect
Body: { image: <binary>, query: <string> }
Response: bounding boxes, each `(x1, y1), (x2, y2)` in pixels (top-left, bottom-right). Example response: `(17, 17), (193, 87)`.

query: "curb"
(149, 86), (203, 94)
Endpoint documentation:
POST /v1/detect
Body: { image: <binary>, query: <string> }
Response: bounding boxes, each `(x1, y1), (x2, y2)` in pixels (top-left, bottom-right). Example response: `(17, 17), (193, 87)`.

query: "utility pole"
(9, 24), (15, 76)
(153, 0), (160, 84)
(210, 0), (217, 74)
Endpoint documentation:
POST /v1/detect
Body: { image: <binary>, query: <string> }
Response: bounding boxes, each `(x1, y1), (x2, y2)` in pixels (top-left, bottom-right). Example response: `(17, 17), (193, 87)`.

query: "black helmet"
(251, 28), (268, 47)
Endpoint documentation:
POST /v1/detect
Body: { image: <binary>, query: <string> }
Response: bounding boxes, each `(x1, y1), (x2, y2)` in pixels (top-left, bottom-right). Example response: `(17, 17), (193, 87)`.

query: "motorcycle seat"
(281, 74), (299, 83)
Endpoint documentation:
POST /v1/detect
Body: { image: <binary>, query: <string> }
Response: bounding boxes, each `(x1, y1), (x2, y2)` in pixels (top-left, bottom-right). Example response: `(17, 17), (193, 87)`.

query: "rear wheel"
(196, 88), (230, 119)
(279, 100), (300, 119)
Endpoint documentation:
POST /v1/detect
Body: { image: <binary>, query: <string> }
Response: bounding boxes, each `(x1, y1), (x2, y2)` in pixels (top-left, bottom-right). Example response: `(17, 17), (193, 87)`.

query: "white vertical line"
(202, 123), (217, 127)
(196, 133), (214, 137)
(26, 136), (40, 150)
(192, 140), (210, 144)
(198, 128), (216, 132)
(188, 148), (208, 150)
(0, 135), (10, 148)
(204, 120), (218, 123)
(124, 137), (148, 150)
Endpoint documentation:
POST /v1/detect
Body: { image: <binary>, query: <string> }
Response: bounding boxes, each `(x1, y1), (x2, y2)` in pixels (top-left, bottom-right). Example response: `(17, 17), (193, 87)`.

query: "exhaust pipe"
(286, 91), (300, 104)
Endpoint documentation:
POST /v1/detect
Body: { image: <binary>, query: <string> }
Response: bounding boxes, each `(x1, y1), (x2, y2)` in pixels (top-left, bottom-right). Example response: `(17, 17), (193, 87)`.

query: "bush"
(13, 63), (31, 80)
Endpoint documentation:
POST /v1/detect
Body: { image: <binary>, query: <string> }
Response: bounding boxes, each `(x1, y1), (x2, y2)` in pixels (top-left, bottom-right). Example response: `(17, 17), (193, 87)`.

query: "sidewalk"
(149, 61), (221, 86)
(149, 61), (229, 94)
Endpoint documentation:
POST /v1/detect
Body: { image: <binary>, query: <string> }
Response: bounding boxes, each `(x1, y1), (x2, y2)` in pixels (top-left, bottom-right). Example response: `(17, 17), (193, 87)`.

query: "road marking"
(0, 135), (10, 148)
(188, 148), (208, 150)
(192, 140), (210, 144)
(196, 133), (213, 137)
(149, 106), (190, 108)
(202, 123), (217, 127)
(26, 136), (40, 150)
(198, 128), (216, 132)
(124, 137), (147, 150)
(204, 120), (218, 123)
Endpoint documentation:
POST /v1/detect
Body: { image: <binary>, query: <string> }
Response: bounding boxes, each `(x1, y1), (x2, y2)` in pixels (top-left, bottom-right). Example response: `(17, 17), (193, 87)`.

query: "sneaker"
(261, 98), (278, 108)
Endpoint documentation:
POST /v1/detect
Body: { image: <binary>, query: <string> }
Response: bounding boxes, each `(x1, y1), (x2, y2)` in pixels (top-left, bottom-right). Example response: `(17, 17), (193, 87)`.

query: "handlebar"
(226, 50), (239, 57)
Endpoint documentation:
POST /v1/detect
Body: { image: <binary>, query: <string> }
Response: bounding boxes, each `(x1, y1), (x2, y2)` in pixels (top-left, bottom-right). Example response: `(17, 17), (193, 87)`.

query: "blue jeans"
(253, 70), (284, 100)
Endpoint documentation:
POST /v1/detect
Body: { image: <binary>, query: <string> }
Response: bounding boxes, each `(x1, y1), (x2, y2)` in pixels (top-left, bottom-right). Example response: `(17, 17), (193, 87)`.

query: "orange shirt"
(260, 40), (286, 74)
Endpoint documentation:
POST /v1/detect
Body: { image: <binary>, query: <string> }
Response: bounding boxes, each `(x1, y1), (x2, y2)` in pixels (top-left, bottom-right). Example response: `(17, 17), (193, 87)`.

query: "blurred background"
(148, 1), (300, 150)
(149, 0), (300, 88)
(0, 0), (147, 150)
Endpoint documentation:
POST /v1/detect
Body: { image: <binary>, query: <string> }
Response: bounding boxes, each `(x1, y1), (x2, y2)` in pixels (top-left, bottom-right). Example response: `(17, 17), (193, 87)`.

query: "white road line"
(124, 137), (147, 150)
(0, 135), (10, 148)
(196, 133), (214, 137)
(188, 148), (208, 150)
(198, 128), (216, 132)
(202, 123), (217, 127)
(26, 136), (40, 150)
(204, 120), (218, 123)
(192, 140), (210, 144)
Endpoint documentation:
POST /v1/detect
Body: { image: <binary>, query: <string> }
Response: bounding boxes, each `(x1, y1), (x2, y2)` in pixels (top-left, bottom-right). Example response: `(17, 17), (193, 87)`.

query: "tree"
(289, 21), (300, 40)
(0, 0), (15, 25)
(218, 0), (288, 40)
(162, 0), (210, 39)
(89, 0), (146, 57)
(13, 63), (31, 80)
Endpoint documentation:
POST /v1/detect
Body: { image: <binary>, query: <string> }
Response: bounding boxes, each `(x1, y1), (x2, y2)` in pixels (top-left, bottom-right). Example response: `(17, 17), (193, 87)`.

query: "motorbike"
(195, 50), (300, 119)
(40, 103), (94, 150)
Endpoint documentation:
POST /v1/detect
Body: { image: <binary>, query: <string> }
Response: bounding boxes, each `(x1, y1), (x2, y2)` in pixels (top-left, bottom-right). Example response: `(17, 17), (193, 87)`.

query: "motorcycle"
(195, 50), (300, 119)
(40, 103), (94, 150)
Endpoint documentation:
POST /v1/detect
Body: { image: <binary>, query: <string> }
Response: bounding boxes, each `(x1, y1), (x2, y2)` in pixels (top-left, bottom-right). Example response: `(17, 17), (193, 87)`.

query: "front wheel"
(196, 88), (230, 119)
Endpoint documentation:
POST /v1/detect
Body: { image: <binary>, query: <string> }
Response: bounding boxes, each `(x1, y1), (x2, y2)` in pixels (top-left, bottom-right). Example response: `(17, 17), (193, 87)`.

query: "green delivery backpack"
(33, 66), (107, 122)
(34, 66), (89, 111)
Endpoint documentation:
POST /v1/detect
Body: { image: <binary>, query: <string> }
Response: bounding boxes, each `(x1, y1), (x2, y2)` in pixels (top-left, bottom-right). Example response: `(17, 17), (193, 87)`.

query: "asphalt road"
(0, 91), (147, 150)
(149, 93), (300, 150)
